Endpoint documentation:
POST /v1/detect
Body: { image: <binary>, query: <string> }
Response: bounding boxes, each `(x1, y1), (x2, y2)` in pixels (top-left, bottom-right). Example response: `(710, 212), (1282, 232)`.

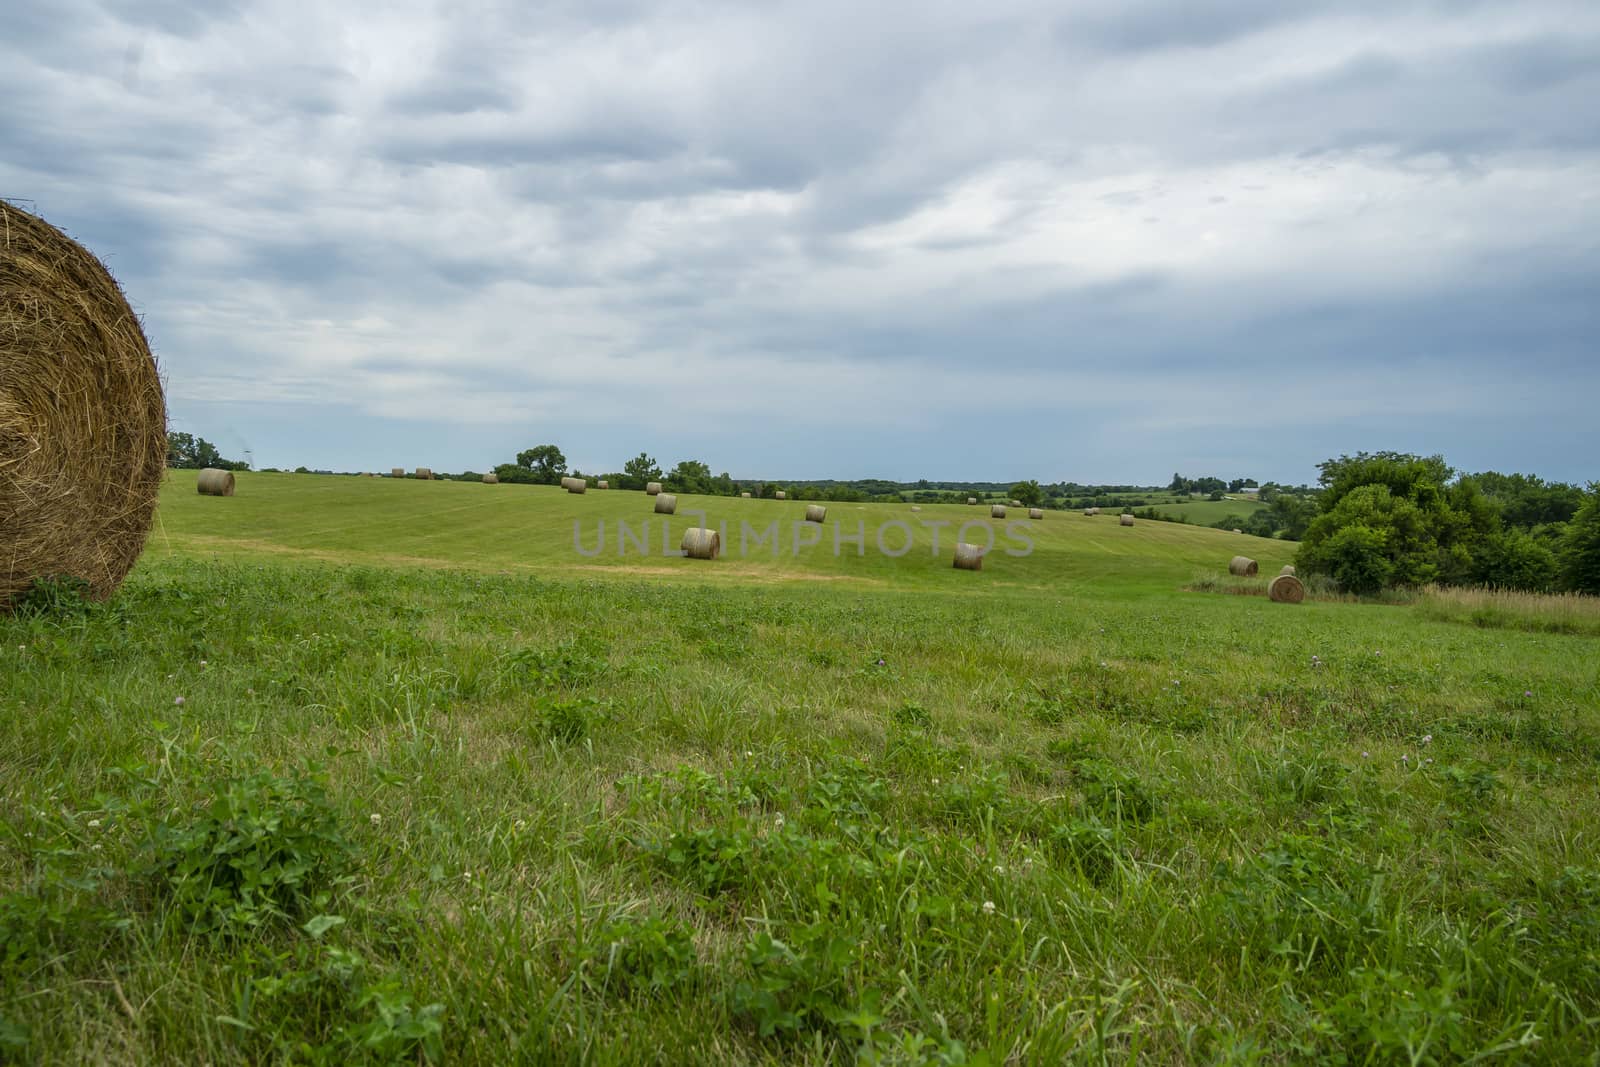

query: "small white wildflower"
(982, 900), (996, 915)
(199, 660), (208, 667)
(174, 696), (185, 706)
(1022, 856), (1035, 868)
(370, 813), (381, 826)
(1361, 751), (1370, 759)
(1421, 734), (1432, 745)
(744, 751), (753, 758)
(1401, 754), (1409, 763)
(87, 819), (101, 828)
(514, 819), (527, 831)
(774, 814), (785, 828)
(993, 864), (1005, 875)
(463, 871), (473, 881)
(931, 778), (940, 786)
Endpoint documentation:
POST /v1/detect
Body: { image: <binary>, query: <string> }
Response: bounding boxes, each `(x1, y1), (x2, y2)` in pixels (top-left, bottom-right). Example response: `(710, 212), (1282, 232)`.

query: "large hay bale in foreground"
(805, 504), (827, 524)
(1229, 556), (1258, 577)
(680, 527), (720, 560)
(390, 467), (404, 478)
(1119, 514), (1134, 526)
(415, 467), (433, 480)
(952, 543), (984, 571)
(1029, 507), (1043, 520)
(645, 481), (662, 495)
(196, 469), (235, 497)
(1, 201), (166, 608)
(1269, 574), (1305, 604)
(482, 473), (499, 484)
(654, 493), (677, 515)
(991, 504), (1006, 518)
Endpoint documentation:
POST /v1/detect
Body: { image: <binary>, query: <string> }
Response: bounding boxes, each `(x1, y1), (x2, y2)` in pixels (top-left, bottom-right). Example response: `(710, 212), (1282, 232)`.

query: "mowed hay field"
(3, 474), (1598, 1063)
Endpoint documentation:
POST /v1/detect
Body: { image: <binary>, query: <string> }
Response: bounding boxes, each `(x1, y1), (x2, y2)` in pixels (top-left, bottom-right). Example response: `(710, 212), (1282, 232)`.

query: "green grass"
(1142, 497), (1270, 526)
(3, 474), (1599, 1063)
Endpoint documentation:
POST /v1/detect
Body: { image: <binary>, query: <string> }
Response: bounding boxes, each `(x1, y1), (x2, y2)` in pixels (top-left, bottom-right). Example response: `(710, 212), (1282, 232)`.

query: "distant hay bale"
(1269, 574), (1305, 604)
(1010, 499), (1022, 507)
(967, 497), (977, 505)
(654, 493), (677, 515)
(645, 481), (662, 495)
(567, 478), (587, 494)
(1084, 507), (1100, 516)
(991, 504), (1006, 518)
(805, 504), (827, 524)
(482, 473), (499, 484)
(910, 505), (922, 512)
(1119, 514), (1134, 526)
(775, 490), (787, 500)
(391, 467), (404, 478)
(415, 467), (433, 480)
(1029, 507), (1043, 520)
(740, 491), (751, 498)
(1280, 564), (1296, 576)
(2, 202), (166, 608)
(1229, 556), (1258, 577)
(952, 542), (984, 571)
(196, 469), (235, 497)
(597, 480), (609, 490)
(680, 527), (720, 560)
(1232, 528), (1243, 534)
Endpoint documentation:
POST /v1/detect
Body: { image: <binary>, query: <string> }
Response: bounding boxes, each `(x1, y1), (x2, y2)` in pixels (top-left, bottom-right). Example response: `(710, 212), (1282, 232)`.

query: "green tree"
(622, 453), (662, 490)
(1470, 530), (1558, 591)
(666, 459), (712, 495)
(1560, 487), (1600, 595)
(166, 431), (244, 470)
(1298, 483), (1440, 589)
(515, 444), (567, 485)
(1009, 480), (1044, 507)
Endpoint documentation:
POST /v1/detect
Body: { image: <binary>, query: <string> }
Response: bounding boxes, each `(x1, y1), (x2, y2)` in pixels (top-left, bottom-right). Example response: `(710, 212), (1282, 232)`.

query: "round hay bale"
(1280, 564), (1296, 576)
(1028, 507), (1043, 520)
(654, 493), (677, 515)
(1, 202), (165, 608)
(775, 490), (787, 500)
(991, 504), (1006, 519)
(952, 542), (984, 571)
(415, 467), (433, 480)
(1232, 528), (1243, 534)
(1228, 556), (1258, 577)
(805, 504), (827, 524)
(597, 480), (609, 490)
(567, 478), (587, 494)
(1010, 499), (1021, 507)
(482, 473), (499, 484)
(1119, 514), (1134, 526)
(680, 527), (720, 560)
(910, 505), (922, 512)
(967, 497), (977, 505)
(740, 491), (751, 498)
(196, 469), (235, 497)
(645, 481), (662, 495)
(1269, 574), (1305, 604)
(391, 467), (404, 478)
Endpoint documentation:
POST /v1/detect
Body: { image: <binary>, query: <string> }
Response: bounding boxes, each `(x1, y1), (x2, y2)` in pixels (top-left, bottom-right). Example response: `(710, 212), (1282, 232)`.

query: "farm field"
(1142, 497), (1271, 526)
(3, 474), (1599, 1063)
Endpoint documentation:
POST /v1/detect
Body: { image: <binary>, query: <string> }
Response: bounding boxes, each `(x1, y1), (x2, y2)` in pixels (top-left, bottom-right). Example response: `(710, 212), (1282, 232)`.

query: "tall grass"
(1417, 584), (1600, 636)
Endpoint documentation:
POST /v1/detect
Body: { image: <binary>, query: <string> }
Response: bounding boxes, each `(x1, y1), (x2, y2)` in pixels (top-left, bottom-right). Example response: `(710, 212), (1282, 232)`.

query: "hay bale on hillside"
(482, 473), (499, 484)
(991, 504), (1006, 518)
(597, 480), (608, 490)
(952, 543), (984, 571)
(567, 478), (587, 494)
(775, 491), (787, 500)
(910, 505), (922, 512)
(1, 202), (166, 608)
(1269, 574), (1305, 604)
(654, 493), (677, 515)
(1010, 499), (1021, 507)
(391, 467), (404, 478)
(196, 469), (235, 497)
(645, 481), (662, 495)
(1084, 507), (1100, 516)
(740, 491), (751, 498)
(967, 497), (977, 505)
(1280, 564), (1296, 576)
(805, 504), (827, 524)
(1119, 514), (1134, 526)
(1029, 508), (1043, 520)
(1232, 528), (1243, 534)
(681, 527), (720, 560)
(415, 467), (433, 480)
(1229, 556), (1258, 577)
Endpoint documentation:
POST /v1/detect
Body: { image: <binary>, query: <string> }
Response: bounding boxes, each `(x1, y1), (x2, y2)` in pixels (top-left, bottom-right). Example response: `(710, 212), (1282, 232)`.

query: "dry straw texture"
(415, 468), (432, 480)
(646, 481), (662, 495)
(390, 467), (404, 478)
(654, 493), (677, 515)
(567, 479), (587, 494)
(1269, 574), (1306, 604)
(1229, 556), (1259, 577)
(680, 527), (720, 560)
(2, 201), (166, 608)
(991, 504), (1006, 518)
(1029, 508), (1043, 520)
(952, 542), (984, 570)
(805, 504), (827, 524)
(196, 469), (234, 497)
(1119, 514), (1135, 526)
(482, 473), (499, 484)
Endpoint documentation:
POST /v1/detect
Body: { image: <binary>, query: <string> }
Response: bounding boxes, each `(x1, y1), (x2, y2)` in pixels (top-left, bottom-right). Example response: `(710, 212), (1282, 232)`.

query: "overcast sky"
(5, 0), (1597, 484)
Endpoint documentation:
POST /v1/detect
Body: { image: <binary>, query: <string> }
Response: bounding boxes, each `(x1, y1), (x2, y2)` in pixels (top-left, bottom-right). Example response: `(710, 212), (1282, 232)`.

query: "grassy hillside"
(1142, 496), (1270, 525)
(4, 473), (1597, 1063)
(150, 471), (1291, 595)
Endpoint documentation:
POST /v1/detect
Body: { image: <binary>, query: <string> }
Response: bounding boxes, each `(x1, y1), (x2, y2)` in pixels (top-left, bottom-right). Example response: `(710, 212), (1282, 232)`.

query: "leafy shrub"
(145, 769), (351, 934)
